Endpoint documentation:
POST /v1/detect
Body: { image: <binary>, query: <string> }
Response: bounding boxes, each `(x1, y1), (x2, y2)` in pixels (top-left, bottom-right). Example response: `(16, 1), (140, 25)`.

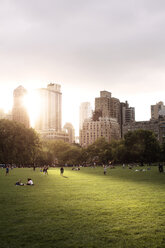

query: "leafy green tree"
(40, 140), (83, 165)
(124, 130), (160, 164)
(110, 140), (127, 163)
(60, 146), (82, 165)
(86, 138), (112, 164)
(0, 119), (40, 165)
(159, 142), (165, 162)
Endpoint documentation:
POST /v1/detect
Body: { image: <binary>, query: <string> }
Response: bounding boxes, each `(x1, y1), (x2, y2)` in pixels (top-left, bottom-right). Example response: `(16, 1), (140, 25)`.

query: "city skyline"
(0, 83), (165, 136)
(1, 0), (165, 135)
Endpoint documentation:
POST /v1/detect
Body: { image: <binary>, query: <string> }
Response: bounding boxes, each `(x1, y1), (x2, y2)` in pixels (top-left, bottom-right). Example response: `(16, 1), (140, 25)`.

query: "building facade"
(63, 122), (75, 143)
(80, 117), (120, 147)
(120, 101), (135, 137)
(12, 85), (30, 128)
(95, 91), (135, 138)
(79, 102), (92, 130)
(123, 118), (165, 144)
(95, 91), (121, 126)
(35, 83), (62, 132)
(37, 129), (69, 142)
(95, 91), (111, 118)
(151, 101), (165, 120)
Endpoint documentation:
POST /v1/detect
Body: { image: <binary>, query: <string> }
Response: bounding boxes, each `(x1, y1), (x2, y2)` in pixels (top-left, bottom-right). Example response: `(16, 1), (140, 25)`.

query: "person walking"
(5, 166), (9, 176)
(103, 165), (107, 175)
(60, 167), (64, 176)
(158, 163), (164, 173)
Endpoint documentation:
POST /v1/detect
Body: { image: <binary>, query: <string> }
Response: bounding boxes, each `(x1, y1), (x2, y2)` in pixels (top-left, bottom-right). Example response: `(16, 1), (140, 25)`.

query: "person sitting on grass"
(26, 178), (34, 185)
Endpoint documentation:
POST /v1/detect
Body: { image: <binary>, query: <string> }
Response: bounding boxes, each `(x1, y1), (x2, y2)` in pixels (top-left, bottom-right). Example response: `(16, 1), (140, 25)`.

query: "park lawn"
(0, 166), (165, 248)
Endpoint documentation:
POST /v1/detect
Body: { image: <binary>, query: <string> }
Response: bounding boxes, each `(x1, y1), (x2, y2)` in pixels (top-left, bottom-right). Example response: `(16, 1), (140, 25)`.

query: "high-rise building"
(12, 85), (30, 128)
(63, 122), (75, 143)
(79, 102), (92, 130)
(80, 90), (135, 146)
(80, 91), (121, 147)
(110, 97), (121, 123)
(95, 91), (120, 123)
(120, 101), (135, 137)
(35, 83), (62, 131)
(151, 101), (165, 120)
(95, 91), (111, 118)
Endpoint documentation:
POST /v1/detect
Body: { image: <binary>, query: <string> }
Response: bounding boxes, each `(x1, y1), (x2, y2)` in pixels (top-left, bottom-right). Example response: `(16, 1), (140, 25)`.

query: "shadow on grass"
(78, 166), (165, 186)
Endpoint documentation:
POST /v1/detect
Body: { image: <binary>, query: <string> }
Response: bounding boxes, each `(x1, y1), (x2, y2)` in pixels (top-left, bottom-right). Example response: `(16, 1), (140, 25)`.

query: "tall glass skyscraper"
(79, 102), (92, 131)
(35, 83), (62, 131)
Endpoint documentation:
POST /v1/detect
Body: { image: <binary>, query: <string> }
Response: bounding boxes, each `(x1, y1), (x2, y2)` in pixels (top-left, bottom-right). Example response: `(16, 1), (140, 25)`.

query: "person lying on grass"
(15, 180), (24, 186)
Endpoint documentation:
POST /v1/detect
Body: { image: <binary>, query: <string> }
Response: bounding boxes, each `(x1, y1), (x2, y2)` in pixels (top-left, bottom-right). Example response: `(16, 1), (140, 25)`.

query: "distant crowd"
(1, 163), (164, 182)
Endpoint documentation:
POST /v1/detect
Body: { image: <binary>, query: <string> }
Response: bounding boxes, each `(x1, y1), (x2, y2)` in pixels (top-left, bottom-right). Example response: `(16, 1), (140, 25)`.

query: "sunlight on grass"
(0, 167), (165, 248)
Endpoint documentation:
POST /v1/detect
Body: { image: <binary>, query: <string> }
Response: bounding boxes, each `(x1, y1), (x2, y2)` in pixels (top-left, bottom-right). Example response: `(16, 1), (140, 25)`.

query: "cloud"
(0, 0), (165, 128)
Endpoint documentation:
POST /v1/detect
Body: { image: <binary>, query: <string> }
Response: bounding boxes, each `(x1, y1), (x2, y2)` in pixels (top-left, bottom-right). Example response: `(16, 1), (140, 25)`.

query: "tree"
(86, 138), (112, 164)
(124, 130), (160, 164)
(159, 142), (165, 162)
(0, 119), (40, 165)
(60, 146), (82, 165)
(110, 140), (127, 163)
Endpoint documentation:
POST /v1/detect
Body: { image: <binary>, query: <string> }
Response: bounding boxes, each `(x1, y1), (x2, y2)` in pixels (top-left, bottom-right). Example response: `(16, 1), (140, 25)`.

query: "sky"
(0, 0), (165, 135)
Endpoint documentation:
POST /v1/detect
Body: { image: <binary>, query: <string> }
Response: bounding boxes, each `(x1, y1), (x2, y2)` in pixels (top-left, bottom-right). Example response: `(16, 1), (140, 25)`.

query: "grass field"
(0, 166), (165, 248)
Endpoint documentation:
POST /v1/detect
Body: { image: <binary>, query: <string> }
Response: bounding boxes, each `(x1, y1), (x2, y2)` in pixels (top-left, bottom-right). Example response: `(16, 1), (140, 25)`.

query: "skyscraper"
(95, 91), (121, 124)
(151, 101), (165, 120)
(80, 91), (121, 147)
(120, 101), (135, 137)
(35, 83), (62, 131)
(12, 85), (30, 128)
(63, 122), (75, 143)
(79, 102), (92, 130)
(121, 101), (135, 121)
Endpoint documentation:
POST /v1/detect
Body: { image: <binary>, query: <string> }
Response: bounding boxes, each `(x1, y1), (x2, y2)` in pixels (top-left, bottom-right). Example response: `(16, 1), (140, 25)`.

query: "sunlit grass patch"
(0, 166), (165, 248)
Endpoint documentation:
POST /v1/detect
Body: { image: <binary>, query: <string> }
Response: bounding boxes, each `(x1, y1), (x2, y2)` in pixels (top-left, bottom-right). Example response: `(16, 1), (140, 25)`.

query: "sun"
(23, 90), (41, 128)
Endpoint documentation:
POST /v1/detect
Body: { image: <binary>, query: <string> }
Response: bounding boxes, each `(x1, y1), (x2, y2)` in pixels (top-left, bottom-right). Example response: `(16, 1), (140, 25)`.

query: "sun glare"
(23, 90), (41, 127)
(0, 91), (13, 114)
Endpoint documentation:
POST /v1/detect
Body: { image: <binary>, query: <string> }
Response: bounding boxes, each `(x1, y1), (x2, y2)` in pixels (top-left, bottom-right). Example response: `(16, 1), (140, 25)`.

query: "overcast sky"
(0, 0), (165, 134)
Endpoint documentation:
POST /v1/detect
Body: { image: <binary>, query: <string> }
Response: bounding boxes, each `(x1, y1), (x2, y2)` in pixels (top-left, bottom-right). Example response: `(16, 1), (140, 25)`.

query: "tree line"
(0, 119), (164, 166)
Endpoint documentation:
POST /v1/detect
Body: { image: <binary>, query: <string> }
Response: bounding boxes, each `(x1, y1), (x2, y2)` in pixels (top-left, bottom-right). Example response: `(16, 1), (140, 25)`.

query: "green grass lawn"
(0, 166), (165, 248)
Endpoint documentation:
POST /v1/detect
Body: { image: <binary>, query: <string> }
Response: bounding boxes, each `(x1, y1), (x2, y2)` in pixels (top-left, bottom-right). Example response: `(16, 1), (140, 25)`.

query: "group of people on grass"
(15, 178), (34, 186)
(4, 163), (165, 185)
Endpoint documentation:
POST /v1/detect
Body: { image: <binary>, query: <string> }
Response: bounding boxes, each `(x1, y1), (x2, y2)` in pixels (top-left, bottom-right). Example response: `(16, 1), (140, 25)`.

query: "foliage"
(0, 119), (40, 165)
(124, 130), (160, 164)
(86, 138), (112, 164)
(0, 121), (163, 166)
(111, 139), (127, 163)
(39, 140), (84, 165)
(159, 142), (165, 162)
